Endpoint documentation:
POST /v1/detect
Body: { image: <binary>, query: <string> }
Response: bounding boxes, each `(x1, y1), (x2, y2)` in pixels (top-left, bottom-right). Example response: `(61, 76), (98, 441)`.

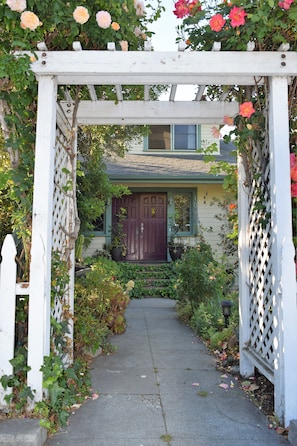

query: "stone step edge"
(0, 418), (47, 446)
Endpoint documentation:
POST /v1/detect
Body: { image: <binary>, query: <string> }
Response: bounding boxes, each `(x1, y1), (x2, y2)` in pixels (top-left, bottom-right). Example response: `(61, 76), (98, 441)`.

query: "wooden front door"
(113, 193), (167, 261)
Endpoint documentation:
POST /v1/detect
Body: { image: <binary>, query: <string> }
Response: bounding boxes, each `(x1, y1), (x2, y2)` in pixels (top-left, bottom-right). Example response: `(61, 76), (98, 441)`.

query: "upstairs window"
(174, 125), (196, 150)
(148, 125), (199, 151)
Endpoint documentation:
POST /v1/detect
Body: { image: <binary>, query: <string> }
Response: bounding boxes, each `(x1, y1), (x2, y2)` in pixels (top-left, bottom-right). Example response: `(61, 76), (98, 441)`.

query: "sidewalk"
(45, 298), (287, 446)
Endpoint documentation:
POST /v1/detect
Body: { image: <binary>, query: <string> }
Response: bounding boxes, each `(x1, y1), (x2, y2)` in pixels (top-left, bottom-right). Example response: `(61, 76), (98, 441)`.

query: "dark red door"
(113, 193), (167, 261)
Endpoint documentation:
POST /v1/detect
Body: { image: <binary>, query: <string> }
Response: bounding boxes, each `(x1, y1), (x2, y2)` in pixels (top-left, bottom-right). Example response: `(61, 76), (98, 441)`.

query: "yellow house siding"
(200, 125), (220, 152)
(196, 184), (225, 257)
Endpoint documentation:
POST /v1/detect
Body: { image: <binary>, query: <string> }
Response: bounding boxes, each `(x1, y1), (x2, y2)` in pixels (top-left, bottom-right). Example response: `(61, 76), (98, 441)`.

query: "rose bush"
(174, 0), (297, 244)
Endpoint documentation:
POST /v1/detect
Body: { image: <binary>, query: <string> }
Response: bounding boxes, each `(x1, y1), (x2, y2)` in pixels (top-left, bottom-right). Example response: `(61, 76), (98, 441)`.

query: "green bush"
(174, 242), (233, 311)
(175, 235), (239, 358)
(74, 257), (132, 356)
(191, 300), (224, 339)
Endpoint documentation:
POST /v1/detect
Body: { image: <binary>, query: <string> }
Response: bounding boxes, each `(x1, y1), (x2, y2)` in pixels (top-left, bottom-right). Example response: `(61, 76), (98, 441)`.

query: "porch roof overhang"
(107, 175), (225, 184)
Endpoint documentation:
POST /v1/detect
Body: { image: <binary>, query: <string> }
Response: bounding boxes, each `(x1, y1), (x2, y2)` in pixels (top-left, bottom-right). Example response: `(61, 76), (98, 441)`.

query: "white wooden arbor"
(25, 48), (297, 426)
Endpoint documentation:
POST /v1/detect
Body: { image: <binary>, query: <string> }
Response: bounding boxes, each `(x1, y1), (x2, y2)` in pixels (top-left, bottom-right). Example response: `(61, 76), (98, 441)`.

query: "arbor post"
(27, 76), (57, 402)
(269, 76), (297, 426)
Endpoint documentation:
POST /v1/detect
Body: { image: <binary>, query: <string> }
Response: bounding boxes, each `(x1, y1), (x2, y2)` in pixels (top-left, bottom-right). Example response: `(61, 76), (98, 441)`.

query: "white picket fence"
(0, 234), (30, 406)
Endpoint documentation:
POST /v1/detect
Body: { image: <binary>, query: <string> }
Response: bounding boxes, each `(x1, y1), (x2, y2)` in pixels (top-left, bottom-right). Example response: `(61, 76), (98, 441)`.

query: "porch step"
(119, 263), (177, 299)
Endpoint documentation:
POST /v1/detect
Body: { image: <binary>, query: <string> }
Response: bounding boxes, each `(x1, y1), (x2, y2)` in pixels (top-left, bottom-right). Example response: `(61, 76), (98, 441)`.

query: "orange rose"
(239, 102), (255, 119)
(111, 22), (120, 31)
(20, 11), (41, 30)
(73, 6), (90, 25)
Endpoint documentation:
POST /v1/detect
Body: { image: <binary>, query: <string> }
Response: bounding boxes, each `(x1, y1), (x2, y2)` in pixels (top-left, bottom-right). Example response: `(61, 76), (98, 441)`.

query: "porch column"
(27, 76), (57, 402)
(269, 76), (297, 426)
(238, 155), (254, 377)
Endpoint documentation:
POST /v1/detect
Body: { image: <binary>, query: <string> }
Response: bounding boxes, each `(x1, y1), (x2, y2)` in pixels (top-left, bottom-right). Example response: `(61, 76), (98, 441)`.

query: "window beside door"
(91, 213), (105, 234)
(168, 192), (192, 234)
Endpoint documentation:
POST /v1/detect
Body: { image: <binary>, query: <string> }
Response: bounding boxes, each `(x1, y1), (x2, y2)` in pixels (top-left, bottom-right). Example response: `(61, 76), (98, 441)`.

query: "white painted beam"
(115, 85), (123, 102)
(87, 84), (97, 101)
(169, 85), (177, 101)
(29, 51), (297, 86)
(195, 86), (205, 101)
(59, 100), (239, 125)
(144, 85), (150, 101)
(72, 42), (98, 101)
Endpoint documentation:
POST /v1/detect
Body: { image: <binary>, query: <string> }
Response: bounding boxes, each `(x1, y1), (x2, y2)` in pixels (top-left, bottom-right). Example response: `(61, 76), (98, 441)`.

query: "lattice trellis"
(51, 123), (75, 336)
(248, 142), (274, 375)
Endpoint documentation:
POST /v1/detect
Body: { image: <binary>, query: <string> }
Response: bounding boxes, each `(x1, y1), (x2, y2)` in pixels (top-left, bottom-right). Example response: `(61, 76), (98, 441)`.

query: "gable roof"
(105, 141), (236, 184)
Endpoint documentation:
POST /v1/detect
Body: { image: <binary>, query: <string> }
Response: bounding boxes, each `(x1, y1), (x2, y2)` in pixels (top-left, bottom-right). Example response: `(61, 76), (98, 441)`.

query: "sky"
(149, 0), (196, 100)
(150, 0), (181, 51)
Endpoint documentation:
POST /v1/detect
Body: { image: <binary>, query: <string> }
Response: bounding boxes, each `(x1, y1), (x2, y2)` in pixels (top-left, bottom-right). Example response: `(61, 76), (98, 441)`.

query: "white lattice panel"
(51, 125), (75, 327)
(248, 143), (275, 371)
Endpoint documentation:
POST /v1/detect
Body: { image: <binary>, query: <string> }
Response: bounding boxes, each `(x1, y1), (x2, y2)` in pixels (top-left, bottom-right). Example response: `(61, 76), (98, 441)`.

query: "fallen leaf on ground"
(219, 383), (229, 390)
(248, 383), (259, 392)
(71, 404), (81, 410)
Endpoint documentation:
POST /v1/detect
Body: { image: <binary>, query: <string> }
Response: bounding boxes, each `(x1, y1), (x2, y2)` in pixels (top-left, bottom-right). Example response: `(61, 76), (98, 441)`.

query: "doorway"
(113, 193), (167, 261)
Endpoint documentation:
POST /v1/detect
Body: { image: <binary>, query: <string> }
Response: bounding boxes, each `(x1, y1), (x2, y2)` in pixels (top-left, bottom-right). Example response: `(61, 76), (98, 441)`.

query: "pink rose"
(134, 0), (145, 16)
(209, 14), (226, 32)
(6, 0), (26, 12)
(279, 0), (294, 8)
(229, 6), (247, 27)
(96, 10), (112, 29)
(120, 40), (129, 51)
(173, 0), (189, 18)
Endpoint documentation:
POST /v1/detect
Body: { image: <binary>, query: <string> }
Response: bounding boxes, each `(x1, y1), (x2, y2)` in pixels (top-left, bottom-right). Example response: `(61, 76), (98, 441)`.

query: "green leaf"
(11, 40), (30, 49)
(49, 382), (65, 406)
(19, 386), (35, 400)
(58, 409), (70, 426)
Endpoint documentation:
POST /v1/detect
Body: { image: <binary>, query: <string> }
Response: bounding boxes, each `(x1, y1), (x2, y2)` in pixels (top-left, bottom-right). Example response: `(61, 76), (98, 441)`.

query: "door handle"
(140, 223), (144, 236)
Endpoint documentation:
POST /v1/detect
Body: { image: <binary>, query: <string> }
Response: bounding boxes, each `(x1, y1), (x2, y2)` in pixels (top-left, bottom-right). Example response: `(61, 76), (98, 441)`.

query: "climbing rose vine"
(173, 0), (297, 249)
(0, 0), (164, 271)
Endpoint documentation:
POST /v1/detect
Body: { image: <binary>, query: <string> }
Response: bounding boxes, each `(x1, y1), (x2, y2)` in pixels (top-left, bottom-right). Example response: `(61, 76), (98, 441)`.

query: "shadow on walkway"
(46, 298), (287, 446)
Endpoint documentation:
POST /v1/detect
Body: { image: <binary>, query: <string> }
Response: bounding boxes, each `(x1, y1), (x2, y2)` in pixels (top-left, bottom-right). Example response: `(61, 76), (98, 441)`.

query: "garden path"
(45, 298), (287, 446)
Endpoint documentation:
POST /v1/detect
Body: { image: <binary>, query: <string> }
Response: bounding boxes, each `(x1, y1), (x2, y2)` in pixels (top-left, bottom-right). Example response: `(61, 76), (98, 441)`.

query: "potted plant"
(168, 224), (185, 261)
(110, 207), (127, 261)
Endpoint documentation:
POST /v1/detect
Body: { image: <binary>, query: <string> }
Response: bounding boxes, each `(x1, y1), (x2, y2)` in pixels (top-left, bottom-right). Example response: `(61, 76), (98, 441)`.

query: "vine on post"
(174, 0), (296, 243)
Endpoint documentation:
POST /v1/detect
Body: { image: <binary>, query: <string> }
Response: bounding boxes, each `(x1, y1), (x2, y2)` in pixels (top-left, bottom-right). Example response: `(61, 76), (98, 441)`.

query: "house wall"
(200, 125), (220, 153)
(83, 182), (227, 261)
(196, 183), (225, 257)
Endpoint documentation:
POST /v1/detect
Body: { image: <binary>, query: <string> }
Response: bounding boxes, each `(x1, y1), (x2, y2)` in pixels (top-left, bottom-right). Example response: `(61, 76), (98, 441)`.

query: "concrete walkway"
(45, 298), (287, 446)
